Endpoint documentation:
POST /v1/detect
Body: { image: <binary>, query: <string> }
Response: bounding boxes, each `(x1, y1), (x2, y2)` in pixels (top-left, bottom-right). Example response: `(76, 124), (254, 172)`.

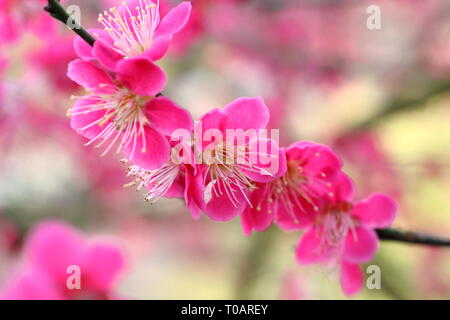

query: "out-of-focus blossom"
(417, 248), (450, 296)
(296, 174), (398, 295)
(28, 34), (78, 92)
(279, 269), (309, 300)
(0, 213), (20, 253)
(1, 221), (125, 300)
(333, 131), (402, 199)
(0, 0), (48, 43)
(159, 0), (207, 56)
(67, 58), (193, 169)
(242, 141), (342, 236)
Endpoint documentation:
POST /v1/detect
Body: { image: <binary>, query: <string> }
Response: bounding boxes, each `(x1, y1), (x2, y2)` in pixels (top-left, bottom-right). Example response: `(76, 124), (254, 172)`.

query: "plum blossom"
(67, 57), (193, 169)
(75, 0), (192, 70)
(124, 140), (205, 219)
(295, 173), (398, 295)
(242, 141), (343, 236)
(1, 221), (125, 300)
(127, 161), (204, 219)
(195, 97), (284, 222)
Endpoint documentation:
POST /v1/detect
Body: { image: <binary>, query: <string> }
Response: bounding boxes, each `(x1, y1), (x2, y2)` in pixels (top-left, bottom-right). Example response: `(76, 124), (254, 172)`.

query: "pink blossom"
(242, 141), (343, 236)
(195, 97), (284, 222)
(75, 0), (192, 70)
(122, 131), (205, 219)
(67, 57), (193, 169)
(1, 221), (125, 300)
(126, 153), (205, 219)
(0, 0), (48, 43)
(28, 33), (78, 92)
(295, 173), (398, 296)
(333, 131), (402, 200)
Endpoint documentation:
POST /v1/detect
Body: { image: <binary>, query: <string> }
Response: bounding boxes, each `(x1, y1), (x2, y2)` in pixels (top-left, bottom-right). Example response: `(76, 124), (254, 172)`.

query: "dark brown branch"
(44, 0), (95, 46)
(377, 228), (450, 247)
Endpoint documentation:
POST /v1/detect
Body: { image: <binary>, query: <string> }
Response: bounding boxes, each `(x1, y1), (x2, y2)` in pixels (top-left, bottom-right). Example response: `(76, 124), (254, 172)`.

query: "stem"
(377, 228), (450, 247)
(44, 0), (95, 46)
(348, 80), (450, 132)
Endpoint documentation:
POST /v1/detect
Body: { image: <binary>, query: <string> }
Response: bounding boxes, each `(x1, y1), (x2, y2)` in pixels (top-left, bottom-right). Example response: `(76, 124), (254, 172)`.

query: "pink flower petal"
(184, 165), (205, 220)
(74, 36), (93, 60)
(25, 221), (84, 284)
(223, 96), (270, 130)
(145, 97), (193, 136)
(287, 141), (343, 180)
(164, 174), (185, 198)
(196, 108), (227, 150)
(73, 28), (106, 60)
(343, 226), (379, 263)
(81, 242), (125, 293)
(203, 187), (246, 222)
(276, 198), (318, 231)
(93, 40), (123, 71)
(70, 98), (108, 141)
(67, 59), (115, 94)
(351, 193), (398, 228)
(145, 36), (171, 61)
(116, 57), (167, 96)
(91, 28), (114, 44)
(1, 267), (65, 300)
(332, 172), (356, 203)
(340, 262), (364, 296)
(296, 228), (329, 264)
(241, 184), (274, 236)
(156, 2), (192, 38)
(123, 126), (170, 170)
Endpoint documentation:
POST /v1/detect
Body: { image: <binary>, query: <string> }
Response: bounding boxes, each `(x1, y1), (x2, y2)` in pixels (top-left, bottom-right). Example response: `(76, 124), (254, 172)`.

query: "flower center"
(255, 160), (329, 221)
(203, 144), (256, 208)
(98, 0), (159, 57)
(315, 203), (356, 257)
(70, 87), (151, 157)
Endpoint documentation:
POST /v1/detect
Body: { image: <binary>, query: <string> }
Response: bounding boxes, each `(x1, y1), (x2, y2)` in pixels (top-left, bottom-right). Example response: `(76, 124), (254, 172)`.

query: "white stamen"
(126, 161), (180, 203)
(70, 88), (151, 159)
(98, 0), (160, 57)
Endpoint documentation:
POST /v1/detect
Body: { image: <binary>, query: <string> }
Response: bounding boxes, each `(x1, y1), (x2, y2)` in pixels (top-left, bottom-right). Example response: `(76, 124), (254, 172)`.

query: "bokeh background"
(0, 0), (449, 299)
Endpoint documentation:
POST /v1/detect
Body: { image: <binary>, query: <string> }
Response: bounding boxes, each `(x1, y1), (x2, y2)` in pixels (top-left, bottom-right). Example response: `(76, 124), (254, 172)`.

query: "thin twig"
(348, 80), (450, 132)
(377, 228), (450, 247)
(44, 0), (95, 46)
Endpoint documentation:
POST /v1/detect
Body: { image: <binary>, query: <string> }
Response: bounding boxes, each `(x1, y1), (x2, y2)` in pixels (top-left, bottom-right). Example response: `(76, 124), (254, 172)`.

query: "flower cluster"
(67, 0), (398, 296)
